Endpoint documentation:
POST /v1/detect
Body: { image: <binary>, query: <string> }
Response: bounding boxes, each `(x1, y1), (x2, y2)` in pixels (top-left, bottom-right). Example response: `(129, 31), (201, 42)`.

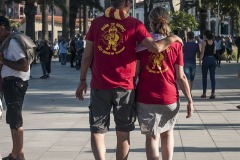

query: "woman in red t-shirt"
(135, 6), (194, 160)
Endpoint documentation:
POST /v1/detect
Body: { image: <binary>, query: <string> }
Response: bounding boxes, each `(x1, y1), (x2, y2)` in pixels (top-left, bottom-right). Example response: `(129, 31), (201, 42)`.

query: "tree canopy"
(170, 11), (198, 32)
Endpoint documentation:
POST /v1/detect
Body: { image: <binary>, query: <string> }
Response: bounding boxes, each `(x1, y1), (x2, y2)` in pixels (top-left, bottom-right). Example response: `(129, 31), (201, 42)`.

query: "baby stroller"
(75, 49), (84, 70)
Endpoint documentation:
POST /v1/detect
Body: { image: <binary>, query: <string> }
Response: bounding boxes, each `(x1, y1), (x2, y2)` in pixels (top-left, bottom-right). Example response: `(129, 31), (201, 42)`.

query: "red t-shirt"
(86, 15), (151, 90)
(136, 42), (183, 104)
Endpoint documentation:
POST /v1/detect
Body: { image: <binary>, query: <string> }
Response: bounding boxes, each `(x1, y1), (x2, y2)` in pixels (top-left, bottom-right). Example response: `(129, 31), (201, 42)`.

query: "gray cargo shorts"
(89, 88), (136, 133)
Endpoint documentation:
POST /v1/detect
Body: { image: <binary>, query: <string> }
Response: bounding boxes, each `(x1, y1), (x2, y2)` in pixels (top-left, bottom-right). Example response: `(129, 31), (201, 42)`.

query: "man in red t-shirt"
(75, 0), (182, 159)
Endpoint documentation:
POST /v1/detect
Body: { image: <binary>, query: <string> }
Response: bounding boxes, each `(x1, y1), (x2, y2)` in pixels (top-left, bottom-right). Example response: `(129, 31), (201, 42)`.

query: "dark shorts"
(89, 88), (136, 133)
(3, 77), (28, 129)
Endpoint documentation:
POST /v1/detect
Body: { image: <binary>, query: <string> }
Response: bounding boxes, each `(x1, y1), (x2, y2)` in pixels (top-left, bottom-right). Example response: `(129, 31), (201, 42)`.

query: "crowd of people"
(182, 31), (240, 100)
(34, 34), (85, 79)
(0, 0), (240, 160)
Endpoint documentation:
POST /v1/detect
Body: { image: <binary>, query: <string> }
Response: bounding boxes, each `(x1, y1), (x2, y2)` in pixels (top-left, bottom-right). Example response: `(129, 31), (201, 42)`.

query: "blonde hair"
(149, 6), (171, 36)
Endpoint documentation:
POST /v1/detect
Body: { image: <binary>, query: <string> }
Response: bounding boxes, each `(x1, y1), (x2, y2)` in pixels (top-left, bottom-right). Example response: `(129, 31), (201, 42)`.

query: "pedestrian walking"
(58, 38), (68, 65)
(183, 31), (200, 92)
(75, 0), (182, 159)
(225, 36), (233, 63)
(214, 35), (224, 67)
(135, 6), (194, 160)
(199, 30), (217, 99)
(53, 39), (59, 59)
(46, 42), (53, 78)
(37, 40), (52, 79)
(70, 37), (76, 68)
(0, 16), (31, 160)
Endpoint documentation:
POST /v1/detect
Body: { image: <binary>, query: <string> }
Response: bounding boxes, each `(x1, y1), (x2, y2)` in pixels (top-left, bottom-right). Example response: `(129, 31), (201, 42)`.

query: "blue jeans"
(60, 53), (67, 65)
(184, 63), (196, 81)
(201, 56), (216, 94)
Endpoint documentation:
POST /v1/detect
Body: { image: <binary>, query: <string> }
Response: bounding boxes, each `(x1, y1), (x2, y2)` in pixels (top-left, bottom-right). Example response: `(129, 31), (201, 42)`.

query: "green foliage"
(170, 11), (198, 32)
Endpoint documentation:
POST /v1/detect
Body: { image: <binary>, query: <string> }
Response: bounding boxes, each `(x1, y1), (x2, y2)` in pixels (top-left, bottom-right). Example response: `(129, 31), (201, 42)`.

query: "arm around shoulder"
(141, 35), (183, 54)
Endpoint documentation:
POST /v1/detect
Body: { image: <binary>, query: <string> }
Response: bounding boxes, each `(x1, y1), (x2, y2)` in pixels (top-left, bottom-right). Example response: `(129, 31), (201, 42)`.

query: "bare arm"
(199, 40), (206, 65)
(141, 35), (183, 53)
(135, 60), (140, 82)
(75, 40), (94, 100)
(0, 54), (29, 72)
(175, 64), (194, 118)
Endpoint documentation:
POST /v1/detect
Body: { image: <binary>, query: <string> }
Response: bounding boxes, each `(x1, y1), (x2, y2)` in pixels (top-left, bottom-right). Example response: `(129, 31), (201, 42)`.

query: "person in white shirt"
(214, 35), (223, 67)
(58, 38), (68, 65)
(0, 16), (29, 160)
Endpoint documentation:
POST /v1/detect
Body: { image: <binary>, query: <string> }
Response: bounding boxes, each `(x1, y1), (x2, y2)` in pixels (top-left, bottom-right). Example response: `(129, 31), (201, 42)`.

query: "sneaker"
(40, 76), (47, 79)
(209, 94), (215, 99)
(201, 94), (207, 98)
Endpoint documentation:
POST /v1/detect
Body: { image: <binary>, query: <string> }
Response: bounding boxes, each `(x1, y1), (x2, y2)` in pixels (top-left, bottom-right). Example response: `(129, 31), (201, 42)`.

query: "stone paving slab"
(0, 60), (240, 160)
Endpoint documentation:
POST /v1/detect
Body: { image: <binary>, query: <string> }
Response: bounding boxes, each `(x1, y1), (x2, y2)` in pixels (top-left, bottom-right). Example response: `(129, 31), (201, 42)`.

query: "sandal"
(2, 154), (16, 160)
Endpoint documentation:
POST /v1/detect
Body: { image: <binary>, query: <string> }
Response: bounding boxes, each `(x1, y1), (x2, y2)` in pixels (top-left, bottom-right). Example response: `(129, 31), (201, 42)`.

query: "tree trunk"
(199, 6), (208, 36)
(42, 0), (48, 40)
(69, 0), (78, 38)
(24, 1), (37, 41)
(0, 0), (6, 16)
(237, 9), (240, 36)
(83, 3), (87, 35)
(62, 0), (70, 40)
(144, 0), (153, 32)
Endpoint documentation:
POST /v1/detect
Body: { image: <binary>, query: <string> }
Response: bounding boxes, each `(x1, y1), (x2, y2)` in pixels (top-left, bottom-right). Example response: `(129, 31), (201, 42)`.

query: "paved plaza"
(0, 60), (240, 160)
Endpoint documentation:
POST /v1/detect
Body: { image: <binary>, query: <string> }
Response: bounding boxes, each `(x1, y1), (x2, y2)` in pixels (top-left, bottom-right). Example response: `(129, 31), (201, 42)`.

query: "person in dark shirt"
(37, 40), (52, 79)
(70, 37), (76, 68)
(199, 30), (216, 99)
(183, 31), (200, 93)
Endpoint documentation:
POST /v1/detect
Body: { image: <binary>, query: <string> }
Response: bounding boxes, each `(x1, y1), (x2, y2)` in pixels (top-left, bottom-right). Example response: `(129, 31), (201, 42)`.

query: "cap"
(0, 16), (10, 28)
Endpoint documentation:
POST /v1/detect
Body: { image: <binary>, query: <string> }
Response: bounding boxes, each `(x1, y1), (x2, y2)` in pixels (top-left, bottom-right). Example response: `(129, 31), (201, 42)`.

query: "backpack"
(0, 32), (36, 65)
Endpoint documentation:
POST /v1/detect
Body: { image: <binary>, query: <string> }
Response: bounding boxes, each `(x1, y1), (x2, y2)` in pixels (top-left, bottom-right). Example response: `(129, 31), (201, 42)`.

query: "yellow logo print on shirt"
(146, 51), (169, 74)
(98, 23), (125, 55)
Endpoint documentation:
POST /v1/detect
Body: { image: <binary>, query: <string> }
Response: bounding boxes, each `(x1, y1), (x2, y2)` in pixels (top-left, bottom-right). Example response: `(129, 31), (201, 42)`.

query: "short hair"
(42, 40), (49, 46)
(203, 30), (213, 40)
(187, 32), (194, 40)
(0, 16), (10, 31)
(110, 0), (125, 8)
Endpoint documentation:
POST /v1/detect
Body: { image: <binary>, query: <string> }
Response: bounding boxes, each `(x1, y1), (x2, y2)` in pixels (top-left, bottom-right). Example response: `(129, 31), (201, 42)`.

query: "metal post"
(51, 1), (54, 48)
(132, 0), (135, 18)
